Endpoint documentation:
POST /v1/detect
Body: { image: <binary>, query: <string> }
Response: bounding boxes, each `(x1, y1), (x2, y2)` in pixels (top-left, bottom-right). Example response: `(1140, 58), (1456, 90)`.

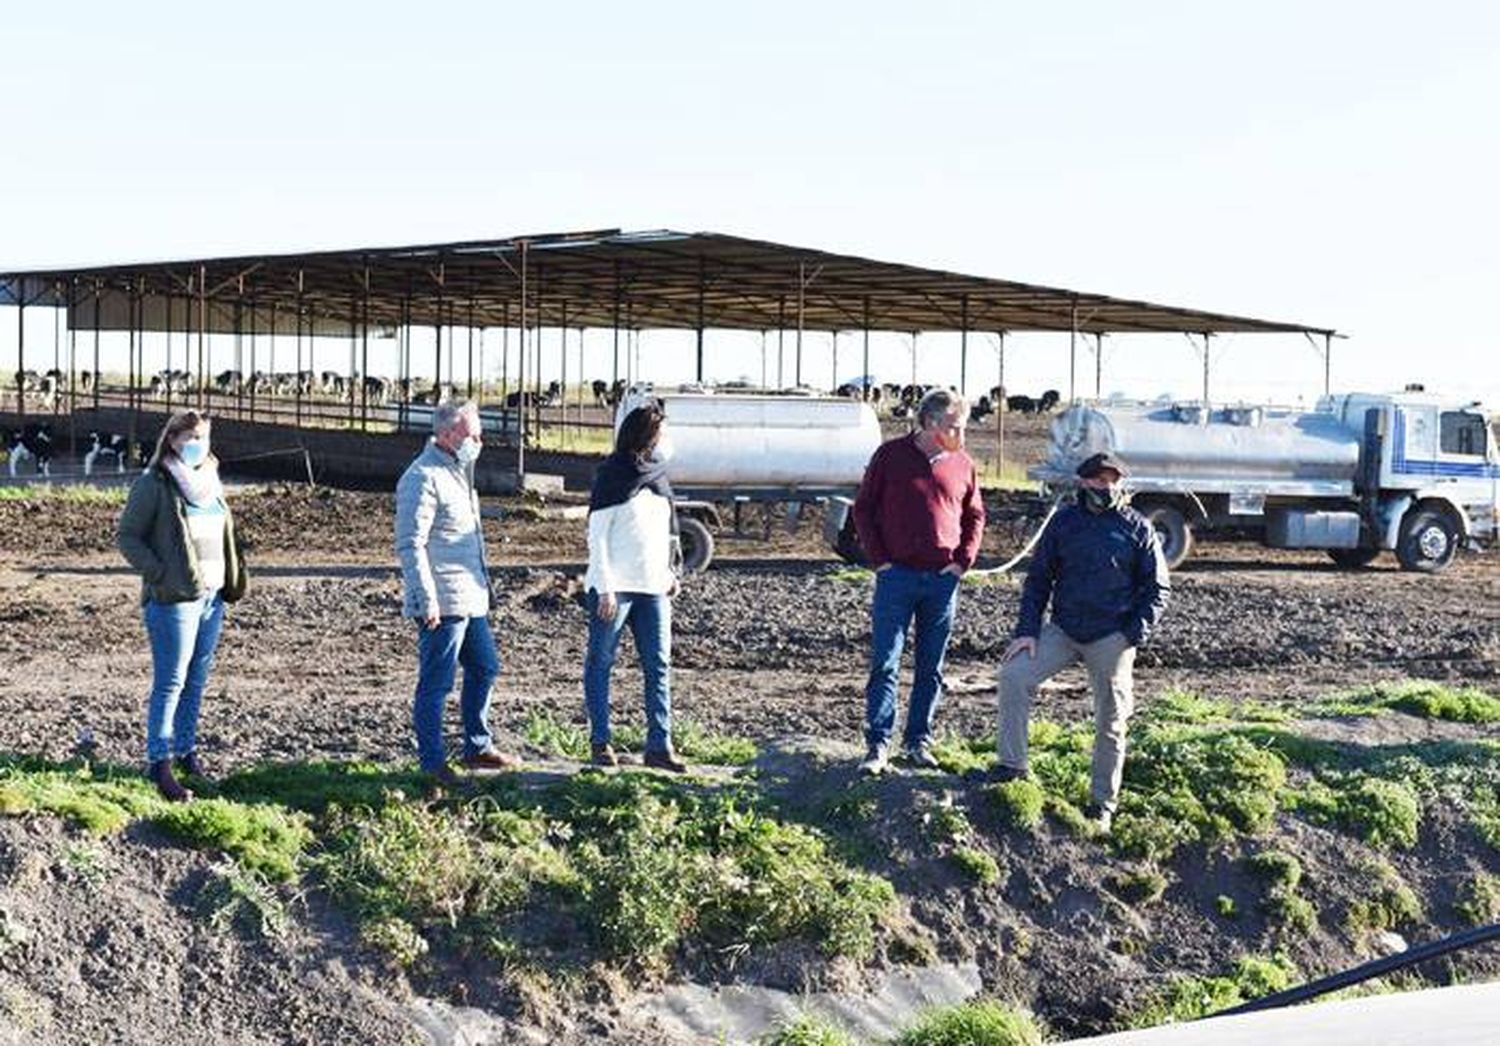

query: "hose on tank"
(965, 495), (1064, 578)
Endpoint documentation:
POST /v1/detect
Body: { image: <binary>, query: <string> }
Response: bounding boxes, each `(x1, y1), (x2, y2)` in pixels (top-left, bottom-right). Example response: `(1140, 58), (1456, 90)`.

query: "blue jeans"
(413, 615), (500, 772)
(583, 591), (672, 751)
(143, 592), (226, 763)
(863, 565), (960, 750)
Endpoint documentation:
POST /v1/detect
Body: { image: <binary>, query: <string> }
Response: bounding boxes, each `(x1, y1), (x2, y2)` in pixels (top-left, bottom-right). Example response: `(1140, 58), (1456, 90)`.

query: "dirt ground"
(0, 481), (1493, 772)
(0, 438), (1497, 1042)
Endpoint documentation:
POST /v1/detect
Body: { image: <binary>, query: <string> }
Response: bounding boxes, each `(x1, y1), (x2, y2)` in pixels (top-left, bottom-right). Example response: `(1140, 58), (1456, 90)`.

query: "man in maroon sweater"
(852, 388), (986, 774)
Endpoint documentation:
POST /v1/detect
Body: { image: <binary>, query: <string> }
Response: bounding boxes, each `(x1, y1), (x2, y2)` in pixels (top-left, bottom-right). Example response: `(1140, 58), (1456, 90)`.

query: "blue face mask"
(178, 438), (209, 467)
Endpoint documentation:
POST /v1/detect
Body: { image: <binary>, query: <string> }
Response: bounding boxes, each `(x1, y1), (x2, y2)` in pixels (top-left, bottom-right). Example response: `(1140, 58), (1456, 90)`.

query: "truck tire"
(1327, 547), (1381, 569)
(1396, 507), (1459, 573)
(677, 516), (715, 574)
(833, 511), (867, 565)
(1143, 504), (1193, 570)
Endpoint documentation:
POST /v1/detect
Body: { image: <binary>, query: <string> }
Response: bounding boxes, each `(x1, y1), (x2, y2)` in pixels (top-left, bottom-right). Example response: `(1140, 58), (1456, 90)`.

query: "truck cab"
(1326, 391), (1500, 571)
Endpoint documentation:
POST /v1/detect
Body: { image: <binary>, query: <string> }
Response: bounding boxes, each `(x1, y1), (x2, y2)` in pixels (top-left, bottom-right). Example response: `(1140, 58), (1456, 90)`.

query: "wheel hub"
(1417, 525), (1449, 561)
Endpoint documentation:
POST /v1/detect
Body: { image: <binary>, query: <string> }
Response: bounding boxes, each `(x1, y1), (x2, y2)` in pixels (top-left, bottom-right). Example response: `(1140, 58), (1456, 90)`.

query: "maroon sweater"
(853, 434), (986, 571)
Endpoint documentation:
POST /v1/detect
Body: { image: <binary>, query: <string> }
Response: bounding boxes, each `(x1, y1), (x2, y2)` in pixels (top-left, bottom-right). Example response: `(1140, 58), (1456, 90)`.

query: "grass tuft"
(952, 847), (1001, 886)
(986, 778), (1045, 832)
(1128, 954), (1298, 1027)
(1454, 873), (1500, 926)
(893, 1000), (1044, 1046)
(758, 1013), (858, 1046)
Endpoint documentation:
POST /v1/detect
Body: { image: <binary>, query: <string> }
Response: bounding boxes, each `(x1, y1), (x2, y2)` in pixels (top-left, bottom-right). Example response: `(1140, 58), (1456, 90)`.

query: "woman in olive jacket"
(116, 410), (246, 801)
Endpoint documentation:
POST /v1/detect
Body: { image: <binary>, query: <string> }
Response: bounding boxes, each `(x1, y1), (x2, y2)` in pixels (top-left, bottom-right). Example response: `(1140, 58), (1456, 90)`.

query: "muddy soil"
(0, 484), (1493, 771)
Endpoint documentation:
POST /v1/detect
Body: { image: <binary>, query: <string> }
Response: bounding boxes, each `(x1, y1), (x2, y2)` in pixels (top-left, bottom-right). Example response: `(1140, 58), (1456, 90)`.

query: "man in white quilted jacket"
(395, 400), (518, 784)
(583, 401), (686, 771)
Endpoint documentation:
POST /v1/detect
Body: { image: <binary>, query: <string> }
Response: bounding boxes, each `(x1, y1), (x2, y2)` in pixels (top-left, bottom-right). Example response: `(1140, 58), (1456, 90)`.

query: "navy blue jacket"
(1016, 503), (1170, 646)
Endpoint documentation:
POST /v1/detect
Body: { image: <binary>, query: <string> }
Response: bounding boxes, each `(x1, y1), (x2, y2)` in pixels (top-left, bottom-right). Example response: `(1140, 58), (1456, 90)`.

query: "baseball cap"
(1076, 451), (1129, 479)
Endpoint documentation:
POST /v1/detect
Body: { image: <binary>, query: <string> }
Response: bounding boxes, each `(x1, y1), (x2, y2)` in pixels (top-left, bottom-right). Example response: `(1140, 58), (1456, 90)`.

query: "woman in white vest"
(582, 402), (685, 771)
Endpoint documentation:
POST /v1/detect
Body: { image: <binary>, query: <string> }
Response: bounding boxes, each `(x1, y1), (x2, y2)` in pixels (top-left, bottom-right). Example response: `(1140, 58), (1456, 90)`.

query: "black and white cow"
(83, 431), (133, 476)
(214, 370), (244, 395)
(6, 423), (54, 477)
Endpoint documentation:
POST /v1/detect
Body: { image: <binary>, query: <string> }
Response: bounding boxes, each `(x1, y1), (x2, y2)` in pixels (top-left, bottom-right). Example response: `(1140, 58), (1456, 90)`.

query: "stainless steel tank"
(617, 386), (882, 489)
(1034, 402), (1361, 493)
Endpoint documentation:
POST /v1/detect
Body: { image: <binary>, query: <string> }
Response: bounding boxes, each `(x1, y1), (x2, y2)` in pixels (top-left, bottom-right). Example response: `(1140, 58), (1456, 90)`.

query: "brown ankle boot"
(149, 759), (194, 803)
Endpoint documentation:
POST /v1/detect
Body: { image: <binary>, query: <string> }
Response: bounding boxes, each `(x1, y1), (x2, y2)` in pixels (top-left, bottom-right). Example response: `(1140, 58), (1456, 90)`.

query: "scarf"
(589, 451), (677, 530)
(163, 455), (225, 508)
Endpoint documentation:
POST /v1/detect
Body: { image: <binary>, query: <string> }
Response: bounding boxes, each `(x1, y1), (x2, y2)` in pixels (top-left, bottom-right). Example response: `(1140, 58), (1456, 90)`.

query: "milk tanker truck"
(1030, 387), (1499, 572)
(614, 384), (883, 571)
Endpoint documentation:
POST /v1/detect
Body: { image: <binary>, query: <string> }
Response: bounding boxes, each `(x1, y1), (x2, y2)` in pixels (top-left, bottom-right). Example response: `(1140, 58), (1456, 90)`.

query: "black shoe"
(591, 743), (619, 768)
(643, 749), (688, 774)
(148, 759), (193, 803)
(175, 751), (209, 780)
(988, 764), (1027, 784)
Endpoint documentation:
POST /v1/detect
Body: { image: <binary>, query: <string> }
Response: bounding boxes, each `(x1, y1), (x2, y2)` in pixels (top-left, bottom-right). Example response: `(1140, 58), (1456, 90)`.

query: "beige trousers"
(997, 622), (1136, 810)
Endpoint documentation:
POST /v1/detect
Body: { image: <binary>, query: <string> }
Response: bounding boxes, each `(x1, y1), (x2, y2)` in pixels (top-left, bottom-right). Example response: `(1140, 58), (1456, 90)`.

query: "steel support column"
(959, 294), (969, 395)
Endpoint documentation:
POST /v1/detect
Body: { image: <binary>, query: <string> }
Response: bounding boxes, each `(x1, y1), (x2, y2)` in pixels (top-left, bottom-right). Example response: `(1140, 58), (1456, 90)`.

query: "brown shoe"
(591, 743), (619, 767)
(148, 759), (194, 803)
(643, 749), (688, 774)
(462, 749), (521, 773)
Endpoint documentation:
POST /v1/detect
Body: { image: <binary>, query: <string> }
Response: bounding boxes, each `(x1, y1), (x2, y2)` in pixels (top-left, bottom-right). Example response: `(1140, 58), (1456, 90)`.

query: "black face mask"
(1079, 485), (1121, 514)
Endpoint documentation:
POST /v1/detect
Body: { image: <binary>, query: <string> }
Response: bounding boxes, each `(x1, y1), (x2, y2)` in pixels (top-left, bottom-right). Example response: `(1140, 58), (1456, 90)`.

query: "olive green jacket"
(117, 465), (247, 605)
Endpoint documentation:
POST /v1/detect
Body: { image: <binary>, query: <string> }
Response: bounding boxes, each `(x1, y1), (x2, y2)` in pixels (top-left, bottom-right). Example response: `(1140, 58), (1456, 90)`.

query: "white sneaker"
(858, 743), (890, 776)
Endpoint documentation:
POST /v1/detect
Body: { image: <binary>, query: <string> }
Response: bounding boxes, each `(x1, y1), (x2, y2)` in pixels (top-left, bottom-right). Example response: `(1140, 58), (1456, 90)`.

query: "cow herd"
(0, 422), (143, 478)
(830, 382), (1060, 421)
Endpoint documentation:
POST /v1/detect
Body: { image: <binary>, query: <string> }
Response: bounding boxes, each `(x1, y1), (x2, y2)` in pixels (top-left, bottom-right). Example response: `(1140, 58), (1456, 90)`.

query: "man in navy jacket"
(995, 451), (1169, 831)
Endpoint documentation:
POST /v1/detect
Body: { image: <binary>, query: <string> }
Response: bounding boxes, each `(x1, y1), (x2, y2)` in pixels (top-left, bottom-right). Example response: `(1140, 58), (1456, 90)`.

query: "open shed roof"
(0, 228), (1333, 338)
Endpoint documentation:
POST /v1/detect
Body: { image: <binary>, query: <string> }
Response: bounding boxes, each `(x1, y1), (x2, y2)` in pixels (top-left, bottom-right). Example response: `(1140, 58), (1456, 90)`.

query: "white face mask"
(454, 437), (481, 466)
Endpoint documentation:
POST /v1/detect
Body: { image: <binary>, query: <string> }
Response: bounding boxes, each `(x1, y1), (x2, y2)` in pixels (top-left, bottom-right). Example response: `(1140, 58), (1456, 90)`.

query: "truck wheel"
(677, 516), (715, 574)
(1396, 507), (1459, 573)
(833, 512), (867, 565)
(1327, 547), (1380, 569)
(1143, 505), (1193, 569)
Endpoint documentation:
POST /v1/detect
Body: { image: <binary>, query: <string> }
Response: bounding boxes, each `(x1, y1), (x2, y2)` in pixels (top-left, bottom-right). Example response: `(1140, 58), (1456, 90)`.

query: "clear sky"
(1, 1), (1495, 408)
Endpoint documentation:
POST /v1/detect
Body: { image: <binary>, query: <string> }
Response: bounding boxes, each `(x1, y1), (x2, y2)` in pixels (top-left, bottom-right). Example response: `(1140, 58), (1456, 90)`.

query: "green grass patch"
(0, 484), (129, 505)
(321, 773), (895, 968)
(1313, 681), (1500, 724)
(826, 566), (874, 584)
(986, 778), (1045, 832)
(893, 999), (1044, 1046)
(218, 760), (429, 813)
(951, 847), (1001, 885)
(929, 734), (994, 776)
(1345, 858), (1422, 936)
(1245, 850), (1303, 892)
(1112, 728), (1287, 860)
(153, 799), (311, 882)
(1454, 873), (1500, 926)
(1338, 778), (1421, 849)
(1128, 954), (1298, 1027)
(523, 712), (757, 766)
(758, 1013), (858, 1046)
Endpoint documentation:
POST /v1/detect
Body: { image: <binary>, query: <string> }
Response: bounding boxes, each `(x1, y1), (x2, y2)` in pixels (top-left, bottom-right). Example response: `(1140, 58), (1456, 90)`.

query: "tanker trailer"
(614, 385), (883, 571)
(1030, 390), (1499, 573)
